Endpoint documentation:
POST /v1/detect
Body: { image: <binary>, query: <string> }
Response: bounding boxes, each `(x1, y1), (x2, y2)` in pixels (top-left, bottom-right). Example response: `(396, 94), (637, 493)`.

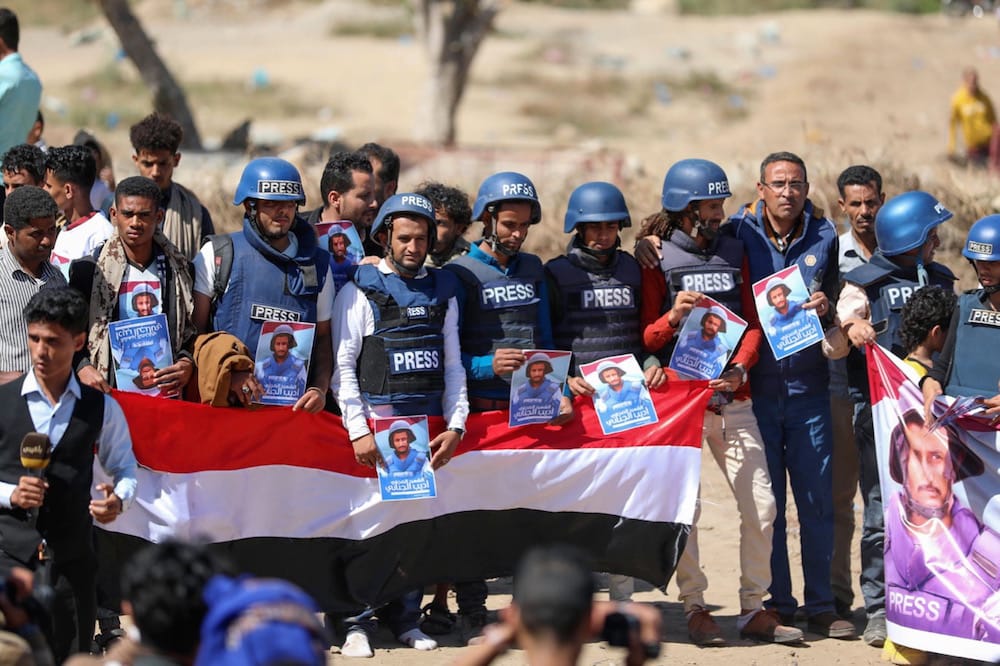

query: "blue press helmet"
(371, 193), (436, 239)
(661, 159), (732, 212)
(388, 420), (416, 444)
(471, 171), (542, 224)
(233, 157), (306, 206)
(963, 215), (1000, 261)
(701, 306), (728, 333)
(875, 191), (952, 256)
(563, 181), (631, 233)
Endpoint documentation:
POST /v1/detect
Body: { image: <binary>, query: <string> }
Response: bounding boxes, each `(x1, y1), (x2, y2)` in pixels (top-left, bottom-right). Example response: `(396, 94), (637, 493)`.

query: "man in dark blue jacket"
(724, 151), (853, 639)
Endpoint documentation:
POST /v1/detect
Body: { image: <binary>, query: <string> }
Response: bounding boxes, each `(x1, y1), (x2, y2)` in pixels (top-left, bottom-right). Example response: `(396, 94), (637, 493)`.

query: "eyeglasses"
(763, 180), (807, 193)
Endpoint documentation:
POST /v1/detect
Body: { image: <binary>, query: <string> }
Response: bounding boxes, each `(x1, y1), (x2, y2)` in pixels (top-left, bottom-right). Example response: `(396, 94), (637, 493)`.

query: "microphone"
(20, 432), (51, 474)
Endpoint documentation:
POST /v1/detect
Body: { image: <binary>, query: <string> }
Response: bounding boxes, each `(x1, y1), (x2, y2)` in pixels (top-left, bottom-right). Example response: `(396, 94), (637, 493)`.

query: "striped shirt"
(0, 245), (66, 372)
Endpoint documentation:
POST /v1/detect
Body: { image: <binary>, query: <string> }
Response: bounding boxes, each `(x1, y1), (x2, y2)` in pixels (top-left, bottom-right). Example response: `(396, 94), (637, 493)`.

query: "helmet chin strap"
(969, 260), (1000, 293)
(247, 201), (263, 236)
(688, 205), (718, 242)
(384, 223), (419, 279)
(247, 200), (292, 242)
(917, 259), (929, 287)
(576, 233), (619, 259)
(487, 212), (518, 258)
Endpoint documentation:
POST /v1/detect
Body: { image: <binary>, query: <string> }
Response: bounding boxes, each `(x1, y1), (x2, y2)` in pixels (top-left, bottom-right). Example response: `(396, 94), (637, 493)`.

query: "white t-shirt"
(192, 236), (334, 322)
(50, 211), (114, 278)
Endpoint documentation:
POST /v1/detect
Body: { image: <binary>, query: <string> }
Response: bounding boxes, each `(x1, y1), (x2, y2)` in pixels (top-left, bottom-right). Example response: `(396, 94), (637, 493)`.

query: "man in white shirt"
(43, 145), (113, 276)
(0, 286), (137, 662)
(192, 157), (333, 412)
(331, 192), (468, 658)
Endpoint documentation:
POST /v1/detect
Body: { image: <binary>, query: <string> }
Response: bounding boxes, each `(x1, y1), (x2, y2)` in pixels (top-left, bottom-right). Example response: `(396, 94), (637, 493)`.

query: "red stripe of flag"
(114, 379), (712, 476)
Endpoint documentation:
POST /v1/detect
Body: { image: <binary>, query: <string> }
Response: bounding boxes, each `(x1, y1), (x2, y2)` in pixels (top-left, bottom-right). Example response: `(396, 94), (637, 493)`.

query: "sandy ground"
(11, 2), (999, 663)
(349, 442), (879, 666)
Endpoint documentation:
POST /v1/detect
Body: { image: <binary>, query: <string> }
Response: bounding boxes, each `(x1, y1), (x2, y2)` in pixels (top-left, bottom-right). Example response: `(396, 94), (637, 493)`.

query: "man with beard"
(306, 151), (379, 257)
(255, 324), (306, 397)
(512, 353), (562, 420)
(332, 192), (467, 656)
(385, 421), (429, 475)
(672, 306), (731, 379)
(416, 181), (472, 268)
(883, 409), (1000, 641)
(357, 142), (399, 209)
(636, 158), (798, 645)
(444, 171), (570, 644)
(192, 158), (333, 413)
(763, 278), (809, 334)
(594, 362), (643, 411)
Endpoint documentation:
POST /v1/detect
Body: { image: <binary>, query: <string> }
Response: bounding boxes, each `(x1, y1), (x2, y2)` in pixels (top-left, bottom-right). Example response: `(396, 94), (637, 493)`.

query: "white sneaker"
(398, 628), (438, 651)
(341, 629), (374, 658)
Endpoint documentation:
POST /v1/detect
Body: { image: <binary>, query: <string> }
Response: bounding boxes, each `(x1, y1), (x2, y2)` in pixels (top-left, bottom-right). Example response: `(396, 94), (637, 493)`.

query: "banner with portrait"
(869, 343), (1000, 662)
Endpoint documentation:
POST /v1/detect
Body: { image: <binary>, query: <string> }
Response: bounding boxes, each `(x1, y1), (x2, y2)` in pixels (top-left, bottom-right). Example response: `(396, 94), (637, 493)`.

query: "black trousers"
(0, 547), (97, 664)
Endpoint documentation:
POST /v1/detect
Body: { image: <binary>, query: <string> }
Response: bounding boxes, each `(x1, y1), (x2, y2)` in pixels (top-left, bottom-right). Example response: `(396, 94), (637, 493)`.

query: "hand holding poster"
(869, 344), (1000, 661)
(108, 314), (173, 397)
(579, 354), (658, 435)
(668, 297), (747, 380)
(374, 416), (437, 501)
(752, 265), (824, 361)
(253, 321), (315, 406)
(509, 350), (572, 427)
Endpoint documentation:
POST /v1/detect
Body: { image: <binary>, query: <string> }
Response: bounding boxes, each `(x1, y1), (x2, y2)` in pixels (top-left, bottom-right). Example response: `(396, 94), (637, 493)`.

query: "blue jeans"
(326, 589), (422, 642)
(752, 391), (834, 617)
(853, 402), (885, 618)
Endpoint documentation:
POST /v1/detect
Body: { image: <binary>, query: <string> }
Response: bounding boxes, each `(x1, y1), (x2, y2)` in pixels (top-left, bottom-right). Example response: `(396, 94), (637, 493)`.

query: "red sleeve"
(640, 267), (677, 353)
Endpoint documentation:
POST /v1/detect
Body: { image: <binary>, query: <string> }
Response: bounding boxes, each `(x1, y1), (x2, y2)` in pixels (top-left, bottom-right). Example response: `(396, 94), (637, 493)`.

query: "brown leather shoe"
(807, 611), (857, 639)
(687, 607), (726, 646)
(739, 609), (804, 643)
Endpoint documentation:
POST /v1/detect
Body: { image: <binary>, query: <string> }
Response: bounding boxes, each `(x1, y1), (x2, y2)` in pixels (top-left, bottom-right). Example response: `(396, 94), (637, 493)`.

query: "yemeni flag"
(95, 380), (712, 611)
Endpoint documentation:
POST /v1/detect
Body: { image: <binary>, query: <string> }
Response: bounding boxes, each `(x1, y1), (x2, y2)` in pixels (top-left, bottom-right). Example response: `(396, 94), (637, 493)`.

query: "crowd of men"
(4, 6), (1000, 665)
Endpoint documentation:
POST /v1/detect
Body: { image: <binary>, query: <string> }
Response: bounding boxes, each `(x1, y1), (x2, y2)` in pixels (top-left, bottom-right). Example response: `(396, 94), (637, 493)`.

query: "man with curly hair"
(900, 287), (957, 376)
(416, 181), (472, 267)
(129, 112), (214, 260)
(2, 143), (44, 196)
(0, 142), (44, 235)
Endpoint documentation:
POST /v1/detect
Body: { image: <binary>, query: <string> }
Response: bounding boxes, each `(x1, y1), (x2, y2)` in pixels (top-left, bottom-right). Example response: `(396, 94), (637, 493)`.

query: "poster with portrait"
(869, 344), (1000, 662)
(579, 354), (659, 435)
(508, 350), (572, 428)
(118, 278), (163, 320)
(668, 296), (747, 380)
(374, 415), (437, 502)
(316, 221), (365, 291)
(108, 314), (173, 397)
(752, 265), (823, 361)
(253, 321), (315, 406)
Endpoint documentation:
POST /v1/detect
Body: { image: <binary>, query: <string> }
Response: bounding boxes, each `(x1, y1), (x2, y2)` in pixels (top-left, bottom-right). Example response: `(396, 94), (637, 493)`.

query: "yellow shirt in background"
(904, 357), (930, 378)
(949, 86), (997, 153)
